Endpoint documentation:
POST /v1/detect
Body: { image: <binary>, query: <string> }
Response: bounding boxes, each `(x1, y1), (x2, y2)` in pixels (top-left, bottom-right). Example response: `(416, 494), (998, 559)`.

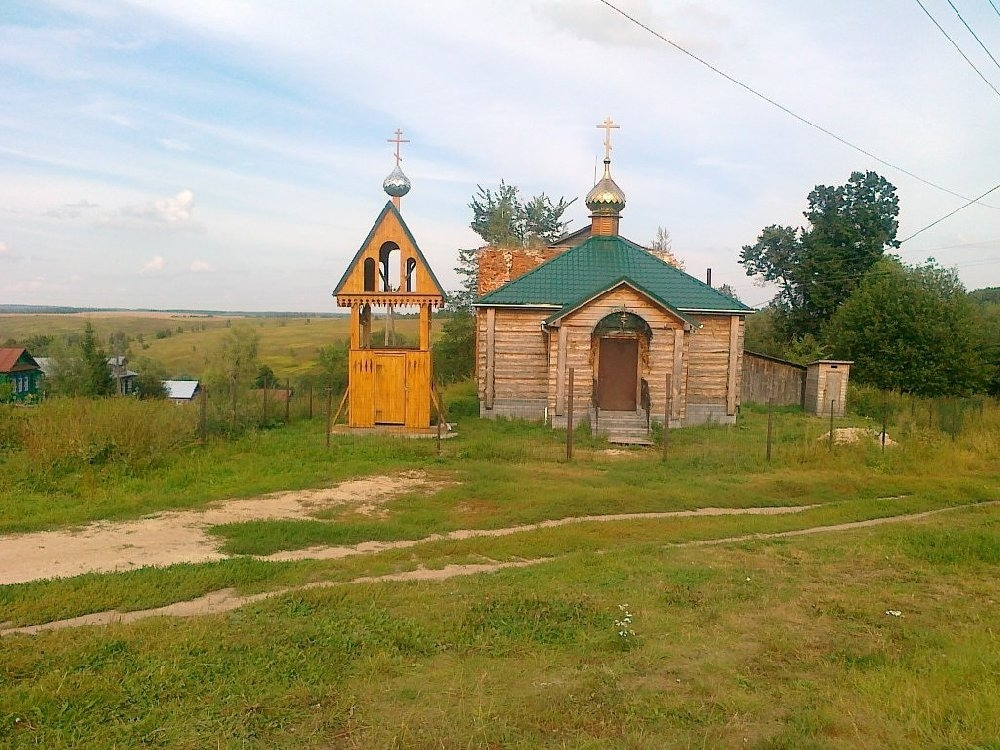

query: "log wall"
(687, 314), (744, 414)
(476, 308), (550, 405)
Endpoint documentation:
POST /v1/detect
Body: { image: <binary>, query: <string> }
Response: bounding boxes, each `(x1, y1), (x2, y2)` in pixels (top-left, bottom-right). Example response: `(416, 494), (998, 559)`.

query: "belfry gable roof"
(333, 200), (446, 303)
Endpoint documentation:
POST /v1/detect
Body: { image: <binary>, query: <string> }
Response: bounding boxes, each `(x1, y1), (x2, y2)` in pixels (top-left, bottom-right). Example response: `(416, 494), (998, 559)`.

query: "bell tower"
(331, 130), (447, 429)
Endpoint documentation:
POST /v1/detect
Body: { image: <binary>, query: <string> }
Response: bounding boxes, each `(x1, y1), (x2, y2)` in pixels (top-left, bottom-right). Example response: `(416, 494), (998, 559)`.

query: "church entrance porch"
(596, 337), (639, 411)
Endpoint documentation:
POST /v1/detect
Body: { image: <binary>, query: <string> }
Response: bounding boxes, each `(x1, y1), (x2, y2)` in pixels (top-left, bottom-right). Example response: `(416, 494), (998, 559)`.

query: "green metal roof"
(475, 234), (752, 314)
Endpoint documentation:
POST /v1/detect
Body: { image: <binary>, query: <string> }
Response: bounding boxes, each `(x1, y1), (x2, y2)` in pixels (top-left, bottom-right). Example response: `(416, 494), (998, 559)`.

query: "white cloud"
(123, 189), (195, 224)
(100, 190), (199, 230)
(189, 259), (212, 272)
(140, 254), (165, 273)
(45, 199), (100, 219)
(159, 138), (192, 152)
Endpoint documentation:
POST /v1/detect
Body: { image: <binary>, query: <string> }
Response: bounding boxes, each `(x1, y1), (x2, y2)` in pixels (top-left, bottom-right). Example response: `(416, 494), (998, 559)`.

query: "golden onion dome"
(585, 158), (626, 216)
(383, 164), (411, 198)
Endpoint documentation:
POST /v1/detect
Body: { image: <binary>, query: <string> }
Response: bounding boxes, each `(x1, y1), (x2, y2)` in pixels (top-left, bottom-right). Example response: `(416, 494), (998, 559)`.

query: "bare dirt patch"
(0, 471), (442, 585)
(818, 427), (898, 446)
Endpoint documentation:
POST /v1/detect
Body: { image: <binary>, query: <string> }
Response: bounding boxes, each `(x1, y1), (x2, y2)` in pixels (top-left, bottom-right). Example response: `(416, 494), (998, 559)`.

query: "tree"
(132, 356), (169, 399)
(469, 181), (573, 247)
(450, 183), (575, 316)
(204, 323), (260, 416)
(49, 323), (115, 397)
(647, 226), (685, 269)
(716, 283), (740, 302)
(447, 246), (480, 314)
(314, 341), (349, 394)
(433, 312), (476, 384)
(740, 171), (900, 340)
(825, 258), (988, 396)
(253, 364), (276, 388)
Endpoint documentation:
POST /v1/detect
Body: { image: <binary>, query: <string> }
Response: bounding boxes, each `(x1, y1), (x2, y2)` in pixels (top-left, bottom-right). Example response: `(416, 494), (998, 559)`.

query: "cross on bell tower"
(383, 128), (412, 209)
(388, 128), (409, 166)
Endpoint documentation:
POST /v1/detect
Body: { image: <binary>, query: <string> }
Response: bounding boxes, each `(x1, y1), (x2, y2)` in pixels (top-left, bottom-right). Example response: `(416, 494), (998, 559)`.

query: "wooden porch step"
(606, 434), (655, 446)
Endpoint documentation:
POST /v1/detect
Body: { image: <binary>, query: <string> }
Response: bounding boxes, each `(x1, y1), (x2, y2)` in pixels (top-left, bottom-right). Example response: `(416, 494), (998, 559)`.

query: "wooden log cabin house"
(331, 130), (446, 431)
(474, 119), (752, 440)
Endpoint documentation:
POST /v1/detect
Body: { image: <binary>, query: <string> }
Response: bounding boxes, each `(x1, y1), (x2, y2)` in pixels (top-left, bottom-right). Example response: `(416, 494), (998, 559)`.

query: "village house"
(0, 347), (43, 401)
(474, 120), (752, 441)
(163, 380), (200, 404)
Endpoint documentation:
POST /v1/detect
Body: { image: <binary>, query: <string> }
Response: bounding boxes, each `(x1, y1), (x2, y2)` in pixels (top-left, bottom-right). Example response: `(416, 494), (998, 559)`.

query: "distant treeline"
(0, 304), (349, 318)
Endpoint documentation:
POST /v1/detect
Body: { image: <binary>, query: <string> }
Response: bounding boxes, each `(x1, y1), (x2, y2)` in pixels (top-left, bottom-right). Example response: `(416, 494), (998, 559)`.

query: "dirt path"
(0, 560), (544, 637)
(0, 471), (442, 585)
(260, 505), (819, 562)
(4, 502), (996, 637)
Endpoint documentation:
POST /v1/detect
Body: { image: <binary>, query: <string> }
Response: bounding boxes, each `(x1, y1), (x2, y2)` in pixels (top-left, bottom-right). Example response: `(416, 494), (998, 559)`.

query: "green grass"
(2, 395), (1000, 747)
(4, 508), (1000, 747)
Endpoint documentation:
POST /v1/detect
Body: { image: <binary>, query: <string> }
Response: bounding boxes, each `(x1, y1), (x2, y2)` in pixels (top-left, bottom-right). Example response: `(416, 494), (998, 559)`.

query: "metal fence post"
(663, 373), (671, 462)
(199, 385), (207, 445)
(566, 367), (574, 460)
(285, 378), (290, 423)
(766, 396), (774, 462)
(829, 400), (835, 451)
(325, 387), (333, 450)
(881, 391), (888, 451)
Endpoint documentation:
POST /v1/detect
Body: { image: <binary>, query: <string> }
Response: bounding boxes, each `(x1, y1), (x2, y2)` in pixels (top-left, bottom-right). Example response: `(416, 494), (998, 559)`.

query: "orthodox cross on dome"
(388, 128), (410, 166)
(597, 116), (619, 161)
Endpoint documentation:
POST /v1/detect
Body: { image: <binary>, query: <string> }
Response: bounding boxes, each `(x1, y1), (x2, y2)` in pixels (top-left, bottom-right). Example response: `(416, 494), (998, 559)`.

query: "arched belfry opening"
(331, 129), (447, 431)
(378, 242), (401, 291)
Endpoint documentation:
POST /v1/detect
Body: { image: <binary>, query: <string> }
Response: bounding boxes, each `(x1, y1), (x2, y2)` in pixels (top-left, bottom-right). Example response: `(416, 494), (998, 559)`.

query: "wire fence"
(182, 378), (999, 468)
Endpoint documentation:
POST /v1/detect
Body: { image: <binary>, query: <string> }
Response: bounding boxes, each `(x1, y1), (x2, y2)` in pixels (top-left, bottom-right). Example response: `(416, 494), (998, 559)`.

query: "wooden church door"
(597, 338), (638, 411)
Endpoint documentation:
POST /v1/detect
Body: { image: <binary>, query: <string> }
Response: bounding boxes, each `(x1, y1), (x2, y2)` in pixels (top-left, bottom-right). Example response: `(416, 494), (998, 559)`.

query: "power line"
(946, 0), (1000, 73)
(596, 0), (1000, 210)
(913, 0), (1000, 99)
(899, 181), (1000, 241)
(989, 0), (1000, 21)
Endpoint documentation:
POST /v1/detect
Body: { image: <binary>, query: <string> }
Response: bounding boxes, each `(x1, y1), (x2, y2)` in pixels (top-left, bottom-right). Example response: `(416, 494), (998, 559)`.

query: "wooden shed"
(804, 360), (852, 416)
(331, 138), (446, 431)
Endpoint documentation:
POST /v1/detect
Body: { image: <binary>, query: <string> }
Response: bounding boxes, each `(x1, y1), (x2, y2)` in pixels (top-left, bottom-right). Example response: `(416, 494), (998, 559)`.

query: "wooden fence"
(741, 351), (806, 406)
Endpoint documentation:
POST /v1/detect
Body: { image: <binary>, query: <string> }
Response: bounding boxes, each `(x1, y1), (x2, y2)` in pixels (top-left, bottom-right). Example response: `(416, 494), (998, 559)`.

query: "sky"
(2, 0), (1000, 312)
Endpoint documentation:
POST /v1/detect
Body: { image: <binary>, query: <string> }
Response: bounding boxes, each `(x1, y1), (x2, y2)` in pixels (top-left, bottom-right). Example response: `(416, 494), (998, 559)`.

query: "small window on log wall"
(363, 258), (376, 291)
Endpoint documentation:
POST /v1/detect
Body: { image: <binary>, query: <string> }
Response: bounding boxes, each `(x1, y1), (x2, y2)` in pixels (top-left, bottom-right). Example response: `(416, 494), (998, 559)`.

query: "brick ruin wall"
(476, 245), (568, 297)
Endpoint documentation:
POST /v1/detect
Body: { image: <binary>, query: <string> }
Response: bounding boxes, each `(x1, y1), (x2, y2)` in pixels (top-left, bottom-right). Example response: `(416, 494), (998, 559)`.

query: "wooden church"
(332, 131), (447, 430)
(474, 119), (752, 437)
